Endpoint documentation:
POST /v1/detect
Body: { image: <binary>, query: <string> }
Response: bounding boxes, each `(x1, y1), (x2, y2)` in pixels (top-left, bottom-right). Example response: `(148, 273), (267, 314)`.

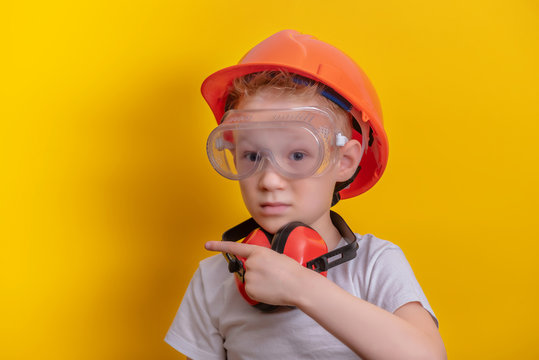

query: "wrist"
(288, 266), (326, 308)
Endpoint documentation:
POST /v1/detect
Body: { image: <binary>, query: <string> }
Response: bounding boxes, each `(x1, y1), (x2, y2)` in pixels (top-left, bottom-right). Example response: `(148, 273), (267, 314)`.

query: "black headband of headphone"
(222, 211), (358, 273)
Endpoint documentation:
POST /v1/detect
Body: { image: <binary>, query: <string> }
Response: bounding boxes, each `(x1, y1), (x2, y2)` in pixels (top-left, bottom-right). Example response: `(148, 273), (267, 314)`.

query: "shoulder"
(166, 254), (231, 359)
(358, 233), (413, 271)
(198, 253), (229, 274)
(194, 254), (231, 294)
(333, 233), (437, 324)
(330, 234), (424, 299)
(328, 233), (400, 291)
(356, 232), (402, 258)
(342, 232), (420, 279)
(177, 254), (233, 313)
(341, 233), (405, 274)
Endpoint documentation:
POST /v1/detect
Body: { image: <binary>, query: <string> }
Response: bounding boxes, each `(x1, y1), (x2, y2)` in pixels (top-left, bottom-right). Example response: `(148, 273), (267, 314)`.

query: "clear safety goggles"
(206, 107), (350, 180)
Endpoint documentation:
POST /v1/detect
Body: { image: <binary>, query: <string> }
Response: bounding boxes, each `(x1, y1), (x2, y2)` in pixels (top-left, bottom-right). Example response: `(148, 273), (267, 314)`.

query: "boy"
(165, 30), (446, 359)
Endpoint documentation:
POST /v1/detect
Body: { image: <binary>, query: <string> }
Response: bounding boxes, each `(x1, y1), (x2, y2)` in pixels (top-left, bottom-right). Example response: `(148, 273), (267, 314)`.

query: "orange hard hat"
(201, 30), (389, 198)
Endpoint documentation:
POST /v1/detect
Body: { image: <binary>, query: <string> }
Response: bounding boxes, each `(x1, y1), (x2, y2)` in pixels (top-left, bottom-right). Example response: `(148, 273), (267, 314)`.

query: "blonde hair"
(225, 70), (353, 137)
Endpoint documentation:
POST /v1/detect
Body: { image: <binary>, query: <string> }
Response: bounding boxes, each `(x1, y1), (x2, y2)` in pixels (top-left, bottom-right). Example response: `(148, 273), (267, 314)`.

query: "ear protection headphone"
(222, 211), (358, 312)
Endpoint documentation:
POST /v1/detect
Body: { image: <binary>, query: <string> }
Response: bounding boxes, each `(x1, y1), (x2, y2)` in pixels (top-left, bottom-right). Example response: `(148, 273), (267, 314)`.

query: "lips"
(260, 202), (290, 215)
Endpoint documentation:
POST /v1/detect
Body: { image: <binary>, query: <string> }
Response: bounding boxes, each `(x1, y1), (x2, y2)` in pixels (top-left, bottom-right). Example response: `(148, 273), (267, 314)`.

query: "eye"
(243, 152), (260, 162)
(290, 151), (306, 161)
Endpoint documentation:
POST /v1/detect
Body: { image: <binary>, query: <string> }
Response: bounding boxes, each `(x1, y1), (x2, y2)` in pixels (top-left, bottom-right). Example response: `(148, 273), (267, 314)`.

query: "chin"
(254, 217), (289, 235)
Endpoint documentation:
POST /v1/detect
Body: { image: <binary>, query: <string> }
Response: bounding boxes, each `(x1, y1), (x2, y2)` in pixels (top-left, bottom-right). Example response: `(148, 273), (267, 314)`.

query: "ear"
(336, 139), (362, 182)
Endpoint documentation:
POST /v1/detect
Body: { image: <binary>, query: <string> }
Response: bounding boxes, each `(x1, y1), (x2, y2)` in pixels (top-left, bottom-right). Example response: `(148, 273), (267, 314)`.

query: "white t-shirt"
(165, 234), (437, 360)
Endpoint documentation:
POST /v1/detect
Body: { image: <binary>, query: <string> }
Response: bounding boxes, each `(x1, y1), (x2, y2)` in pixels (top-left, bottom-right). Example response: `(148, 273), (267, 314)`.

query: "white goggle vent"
(336, 133), (349, 147)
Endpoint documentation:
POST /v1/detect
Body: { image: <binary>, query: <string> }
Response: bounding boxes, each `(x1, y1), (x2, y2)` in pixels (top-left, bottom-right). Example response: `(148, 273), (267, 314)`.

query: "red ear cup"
(233, 229), (272, 307)
(232, 225), (330, 311)
(271, 222), (329, 277)
(243, 228), (272, 247)
(223, 211), (357, 312)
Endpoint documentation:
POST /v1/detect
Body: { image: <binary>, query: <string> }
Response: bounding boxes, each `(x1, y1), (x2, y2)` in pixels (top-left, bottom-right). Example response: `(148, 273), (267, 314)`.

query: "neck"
(311, 212), (343, 251)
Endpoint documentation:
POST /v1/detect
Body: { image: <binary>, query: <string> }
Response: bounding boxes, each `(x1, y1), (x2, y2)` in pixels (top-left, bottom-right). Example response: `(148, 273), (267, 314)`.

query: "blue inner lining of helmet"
(292, 76), (352, 111)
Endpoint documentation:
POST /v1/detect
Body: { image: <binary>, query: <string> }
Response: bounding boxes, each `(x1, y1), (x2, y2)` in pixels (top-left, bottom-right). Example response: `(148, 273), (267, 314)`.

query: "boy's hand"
(205, 241), (315, 307)
(206, 241), (446, 359)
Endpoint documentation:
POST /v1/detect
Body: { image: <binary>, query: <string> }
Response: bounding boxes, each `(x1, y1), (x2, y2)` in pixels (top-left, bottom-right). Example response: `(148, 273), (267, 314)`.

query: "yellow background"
(2, 1), (538, 359)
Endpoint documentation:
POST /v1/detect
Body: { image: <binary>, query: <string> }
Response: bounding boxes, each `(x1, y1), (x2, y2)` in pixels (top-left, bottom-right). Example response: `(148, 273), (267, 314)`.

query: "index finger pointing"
(205, 241), (256, 258)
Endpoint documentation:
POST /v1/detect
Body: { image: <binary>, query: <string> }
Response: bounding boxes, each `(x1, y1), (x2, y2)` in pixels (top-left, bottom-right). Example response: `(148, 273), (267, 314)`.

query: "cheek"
(296, 179), (335, 205)
(239, 179), (257, 206)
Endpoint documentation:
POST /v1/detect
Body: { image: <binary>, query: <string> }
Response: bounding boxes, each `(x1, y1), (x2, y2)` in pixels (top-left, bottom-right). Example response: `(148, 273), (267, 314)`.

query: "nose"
(257, 161), (286, 191)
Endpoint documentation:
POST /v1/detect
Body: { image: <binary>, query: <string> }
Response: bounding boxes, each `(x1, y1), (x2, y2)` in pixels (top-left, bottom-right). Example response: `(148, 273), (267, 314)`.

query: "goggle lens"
(206, 107), (340, 180)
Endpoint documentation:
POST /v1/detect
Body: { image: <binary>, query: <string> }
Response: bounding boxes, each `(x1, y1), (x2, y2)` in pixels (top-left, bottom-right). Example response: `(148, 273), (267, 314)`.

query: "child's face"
(236, 91), (341, 234)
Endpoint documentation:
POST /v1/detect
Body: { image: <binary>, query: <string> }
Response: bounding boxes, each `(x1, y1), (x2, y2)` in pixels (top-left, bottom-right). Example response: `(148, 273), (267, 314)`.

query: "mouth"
(260, 202), (290, 215)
